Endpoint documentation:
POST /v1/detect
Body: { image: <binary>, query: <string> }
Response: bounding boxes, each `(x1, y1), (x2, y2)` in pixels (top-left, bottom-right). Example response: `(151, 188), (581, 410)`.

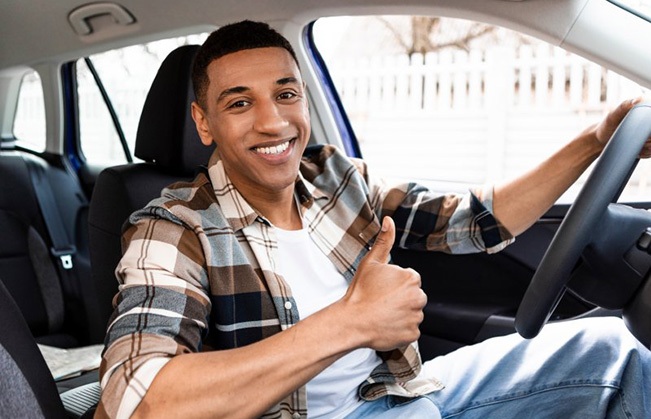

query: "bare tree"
(377, 16), (498, 56)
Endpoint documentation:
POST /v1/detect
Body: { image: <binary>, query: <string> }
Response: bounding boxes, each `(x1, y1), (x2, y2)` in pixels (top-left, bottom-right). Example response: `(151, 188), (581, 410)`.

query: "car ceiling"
(0, 0), (649, 86)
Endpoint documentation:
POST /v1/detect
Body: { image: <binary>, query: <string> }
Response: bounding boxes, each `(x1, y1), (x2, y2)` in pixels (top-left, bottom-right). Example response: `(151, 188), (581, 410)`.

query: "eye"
(278, 91), (297, 100)
(228, 100), (249, 109)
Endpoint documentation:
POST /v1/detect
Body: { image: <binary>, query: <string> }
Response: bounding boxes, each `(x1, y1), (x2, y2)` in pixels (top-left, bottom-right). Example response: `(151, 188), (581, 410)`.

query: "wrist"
(576, 127), (605, 158)
(329, 297), (371, 350)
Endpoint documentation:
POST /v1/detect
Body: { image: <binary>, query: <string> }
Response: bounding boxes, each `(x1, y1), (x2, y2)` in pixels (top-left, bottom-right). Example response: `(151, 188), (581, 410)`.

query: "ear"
(191, 101), (215, 147)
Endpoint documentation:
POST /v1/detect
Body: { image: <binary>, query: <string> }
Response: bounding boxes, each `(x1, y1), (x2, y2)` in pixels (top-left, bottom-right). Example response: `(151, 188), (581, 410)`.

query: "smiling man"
(192, 46), (310, 231)
(97, 20), (651, 419)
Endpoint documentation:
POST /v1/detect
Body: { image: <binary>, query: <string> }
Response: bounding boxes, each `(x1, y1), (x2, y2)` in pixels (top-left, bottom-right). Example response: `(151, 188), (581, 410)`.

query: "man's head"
(190, 20), (310, 205)
(192, 20), (299, 109)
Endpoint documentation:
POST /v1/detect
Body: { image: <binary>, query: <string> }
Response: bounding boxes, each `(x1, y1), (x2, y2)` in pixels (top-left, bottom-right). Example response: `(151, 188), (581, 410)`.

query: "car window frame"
(304, 22), (361, 159)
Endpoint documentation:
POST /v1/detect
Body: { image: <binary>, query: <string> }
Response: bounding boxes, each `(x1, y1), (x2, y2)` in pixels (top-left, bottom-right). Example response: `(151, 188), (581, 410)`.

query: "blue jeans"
(346, 317), (650, 418)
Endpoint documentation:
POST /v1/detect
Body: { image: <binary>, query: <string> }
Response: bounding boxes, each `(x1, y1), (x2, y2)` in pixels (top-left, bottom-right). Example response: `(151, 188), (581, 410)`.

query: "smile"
(252, 140), (292, 155)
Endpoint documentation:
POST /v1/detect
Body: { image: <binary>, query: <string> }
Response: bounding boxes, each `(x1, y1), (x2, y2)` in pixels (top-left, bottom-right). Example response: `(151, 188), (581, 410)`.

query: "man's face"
(192, 47), (310, 199)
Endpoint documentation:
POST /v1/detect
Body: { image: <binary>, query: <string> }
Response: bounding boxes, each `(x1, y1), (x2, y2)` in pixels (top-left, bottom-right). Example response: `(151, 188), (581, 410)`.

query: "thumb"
(365, 216), (396, 264)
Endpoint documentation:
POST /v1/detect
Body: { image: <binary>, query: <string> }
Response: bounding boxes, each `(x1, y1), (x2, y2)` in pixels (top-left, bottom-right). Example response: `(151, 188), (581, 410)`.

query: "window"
(13, 71), (46, 151)
(77, 33), (208, 166)
(312, 16), (650, 203)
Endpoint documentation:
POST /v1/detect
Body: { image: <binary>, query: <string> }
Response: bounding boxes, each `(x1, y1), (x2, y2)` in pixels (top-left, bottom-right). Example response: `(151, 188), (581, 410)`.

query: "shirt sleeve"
(97, 214), (211, 419)
(351, 157), (514, 254)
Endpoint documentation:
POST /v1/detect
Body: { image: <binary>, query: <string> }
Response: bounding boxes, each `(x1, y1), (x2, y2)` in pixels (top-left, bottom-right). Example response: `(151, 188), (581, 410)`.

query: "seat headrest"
(134, 45), (215, 175)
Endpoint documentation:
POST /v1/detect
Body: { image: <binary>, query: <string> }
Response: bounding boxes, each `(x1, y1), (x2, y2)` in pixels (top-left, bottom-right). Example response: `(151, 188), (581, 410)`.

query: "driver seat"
(88, 44), (216, 332)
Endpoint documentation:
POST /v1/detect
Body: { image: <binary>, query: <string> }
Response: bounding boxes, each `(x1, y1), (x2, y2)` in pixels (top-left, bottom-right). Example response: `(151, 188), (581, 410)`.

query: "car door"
(309, 14), (651, 360)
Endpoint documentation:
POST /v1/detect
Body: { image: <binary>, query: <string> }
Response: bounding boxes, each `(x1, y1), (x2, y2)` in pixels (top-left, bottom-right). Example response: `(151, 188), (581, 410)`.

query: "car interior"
(1, 0), (651, 417)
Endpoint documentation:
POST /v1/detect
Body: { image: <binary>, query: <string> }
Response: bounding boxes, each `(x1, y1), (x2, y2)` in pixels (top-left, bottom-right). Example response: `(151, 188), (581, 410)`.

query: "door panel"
(392, 205), (598, 360)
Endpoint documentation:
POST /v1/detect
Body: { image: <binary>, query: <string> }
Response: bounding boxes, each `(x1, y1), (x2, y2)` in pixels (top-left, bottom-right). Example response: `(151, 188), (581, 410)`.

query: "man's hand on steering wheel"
(590, 97), (651, 156)
(515, 98), (651, 341)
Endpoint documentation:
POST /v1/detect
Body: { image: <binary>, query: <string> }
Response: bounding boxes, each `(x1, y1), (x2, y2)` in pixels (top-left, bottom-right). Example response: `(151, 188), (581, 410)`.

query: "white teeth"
(254, 140), (290, 155)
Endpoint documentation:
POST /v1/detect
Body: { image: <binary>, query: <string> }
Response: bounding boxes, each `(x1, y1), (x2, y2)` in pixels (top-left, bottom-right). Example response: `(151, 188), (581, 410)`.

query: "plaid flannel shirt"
(97, 144), (513, 418)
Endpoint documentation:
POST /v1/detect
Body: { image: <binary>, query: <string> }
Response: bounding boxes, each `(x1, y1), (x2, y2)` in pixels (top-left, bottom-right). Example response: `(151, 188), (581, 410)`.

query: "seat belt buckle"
(51, 246), (77, 270)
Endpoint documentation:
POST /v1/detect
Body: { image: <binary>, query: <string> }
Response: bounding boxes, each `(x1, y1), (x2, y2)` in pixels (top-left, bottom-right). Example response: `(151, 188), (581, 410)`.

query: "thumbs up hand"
(342, 217), (427, 352)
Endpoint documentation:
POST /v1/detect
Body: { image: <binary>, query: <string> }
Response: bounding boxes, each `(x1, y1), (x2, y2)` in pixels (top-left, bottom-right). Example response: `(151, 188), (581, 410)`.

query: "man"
(97, 20), (651, 418)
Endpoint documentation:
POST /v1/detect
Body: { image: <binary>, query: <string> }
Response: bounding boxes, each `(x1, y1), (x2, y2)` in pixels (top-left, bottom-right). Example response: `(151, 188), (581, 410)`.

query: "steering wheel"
(515, 103), (651, 339)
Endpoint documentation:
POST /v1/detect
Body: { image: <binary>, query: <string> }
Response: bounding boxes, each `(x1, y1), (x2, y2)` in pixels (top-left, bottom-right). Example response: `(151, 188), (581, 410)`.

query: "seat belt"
(23, 157), (77, 271)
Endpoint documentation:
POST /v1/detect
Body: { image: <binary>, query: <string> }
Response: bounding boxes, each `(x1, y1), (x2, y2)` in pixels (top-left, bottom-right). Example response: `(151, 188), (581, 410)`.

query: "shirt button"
(284, 301), (293, 310)
(292, 413), (301, 419)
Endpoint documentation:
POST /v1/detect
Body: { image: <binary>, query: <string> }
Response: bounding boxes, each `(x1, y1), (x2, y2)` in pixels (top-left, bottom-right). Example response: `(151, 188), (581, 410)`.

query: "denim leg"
(418, 317), (650, 418)
(345, 395), (442, 419)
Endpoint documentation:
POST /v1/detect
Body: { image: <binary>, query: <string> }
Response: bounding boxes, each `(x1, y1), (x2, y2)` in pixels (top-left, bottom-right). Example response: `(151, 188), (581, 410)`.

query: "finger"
(365, 216), (396, 264)
(612, 97), (642, 122)
(631, 96), (645, 106)
(405, 267), (422, 287)
(596, 98), (643, 145)
(639, 144), (651, 159)
(612, 98), (638, 121)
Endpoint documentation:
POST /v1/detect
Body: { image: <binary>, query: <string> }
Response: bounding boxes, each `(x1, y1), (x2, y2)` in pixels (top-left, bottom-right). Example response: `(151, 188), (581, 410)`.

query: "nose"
(253, 99), (289, 135)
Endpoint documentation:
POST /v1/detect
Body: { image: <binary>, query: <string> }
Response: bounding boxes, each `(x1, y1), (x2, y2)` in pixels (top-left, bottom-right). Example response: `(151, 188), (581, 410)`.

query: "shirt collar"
(207, 150), (329, 232)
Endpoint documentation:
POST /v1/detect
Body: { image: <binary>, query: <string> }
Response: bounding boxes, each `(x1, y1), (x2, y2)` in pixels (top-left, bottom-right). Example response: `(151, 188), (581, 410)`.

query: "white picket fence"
(328, 44), (650, 201)
(331, 44), (642, 113)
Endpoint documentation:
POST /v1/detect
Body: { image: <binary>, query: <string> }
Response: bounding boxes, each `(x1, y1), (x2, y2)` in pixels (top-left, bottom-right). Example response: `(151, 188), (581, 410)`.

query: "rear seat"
(0, 143), (103, 347)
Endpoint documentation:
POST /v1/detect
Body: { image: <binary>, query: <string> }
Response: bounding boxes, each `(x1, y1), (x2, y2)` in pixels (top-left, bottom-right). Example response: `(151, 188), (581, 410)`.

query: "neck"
(236, 181), (302, 230)
(259, 192), (302, 230)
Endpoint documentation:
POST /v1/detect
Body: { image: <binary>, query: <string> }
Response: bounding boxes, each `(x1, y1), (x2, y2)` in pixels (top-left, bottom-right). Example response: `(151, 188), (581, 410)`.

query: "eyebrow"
(217, 86), (249, 103)
(277, 76), (299, 86)
(217, 77), (300, 103)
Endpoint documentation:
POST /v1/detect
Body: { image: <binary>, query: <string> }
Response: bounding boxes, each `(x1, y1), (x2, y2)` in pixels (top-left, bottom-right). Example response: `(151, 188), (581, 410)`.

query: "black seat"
(0, 279), (67, 418)
(0, 277), (100, 418)
(88, 44), (215, 330)
(0, 147), (101, 347)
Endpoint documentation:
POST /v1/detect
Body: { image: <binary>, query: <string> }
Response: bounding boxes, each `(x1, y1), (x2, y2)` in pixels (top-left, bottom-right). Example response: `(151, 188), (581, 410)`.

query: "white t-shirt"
(275, 227), (381, 419)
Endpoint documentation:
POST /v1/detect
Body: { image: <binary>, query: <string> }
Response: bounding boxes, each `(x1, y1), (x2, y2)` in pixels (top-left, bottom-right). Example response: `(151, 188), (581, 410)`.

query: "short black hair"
(192, 20), (299, 108)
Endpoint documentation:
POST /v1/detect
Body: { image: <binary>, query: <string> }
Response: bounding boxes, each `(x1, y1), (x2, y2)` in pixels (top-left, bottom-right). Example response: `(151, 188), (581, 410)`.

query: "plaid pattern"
(97, 145), (513, 418)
